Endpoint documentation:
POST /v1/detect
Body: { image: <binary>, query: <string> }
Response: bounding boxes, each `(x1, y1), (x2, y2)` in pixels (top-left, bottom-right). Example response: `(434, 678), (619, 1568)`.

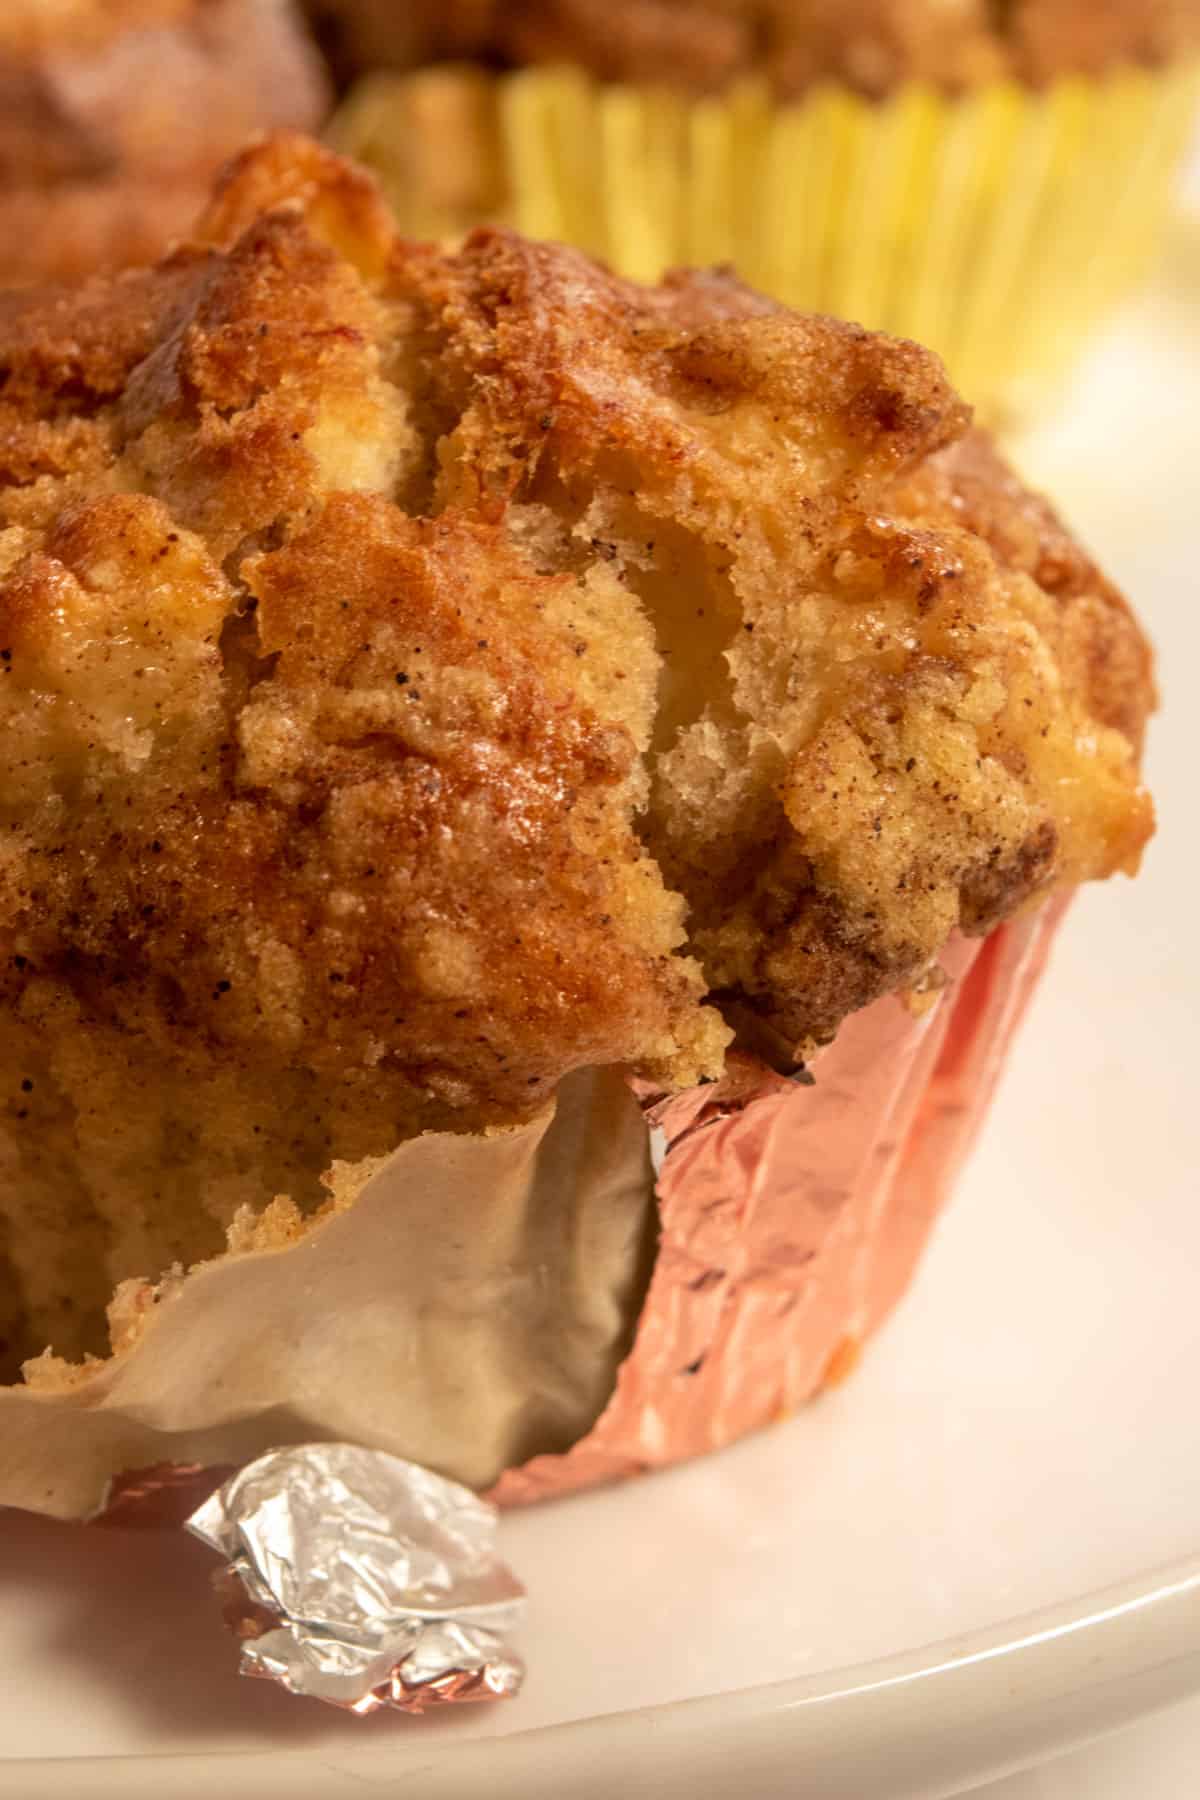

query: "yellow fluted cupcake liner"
(327, 65), (506, 243)
(331, 59), (1198, 419)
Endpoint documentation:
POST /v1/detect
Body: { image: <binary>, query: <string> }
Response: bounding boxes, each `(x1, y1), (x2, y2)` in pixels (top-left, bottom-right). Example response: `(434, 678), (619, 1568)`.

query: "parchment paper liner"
(1, 903), (1063, 1524)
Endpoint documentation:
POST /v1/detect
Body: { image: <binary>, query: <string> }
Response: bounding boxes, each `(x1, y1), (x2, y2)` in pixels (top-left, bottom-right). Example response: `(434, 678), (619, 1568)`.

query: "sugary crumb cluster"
(0, 136), (1152, 1373)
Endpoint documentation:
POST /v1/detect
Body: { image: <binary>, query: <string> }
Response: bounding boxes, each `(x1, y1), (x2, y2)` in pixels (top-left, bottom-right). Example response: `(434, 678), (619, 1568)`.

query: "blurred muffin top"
(0, 0), (197, 52)
(0, 136), (1152, 1134)
(302, 0), (495, 81)
(313, 0), (1200, 94)
(0, 0), (329, 282)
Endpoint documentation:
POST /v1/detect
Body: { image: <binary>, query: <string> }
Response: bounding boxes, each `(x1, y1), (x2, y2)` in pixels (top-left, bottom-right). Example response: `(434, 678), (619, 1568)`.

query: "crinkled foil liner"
(492, 898), (1065, 1503)
(187, 1445), (525, 1713)
(93, 902), (1065, 1528)
(330, 60), (1198, 418)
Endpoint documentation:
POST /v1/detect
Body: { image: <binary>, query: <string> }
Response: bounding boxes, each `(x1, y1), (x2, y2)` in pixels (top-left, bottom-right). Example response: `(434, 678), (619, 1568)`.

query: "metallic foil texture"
(186, 1443), (526, 1713)
(87, 904), (1065, 1537)
(493, 901), (1066, 1503)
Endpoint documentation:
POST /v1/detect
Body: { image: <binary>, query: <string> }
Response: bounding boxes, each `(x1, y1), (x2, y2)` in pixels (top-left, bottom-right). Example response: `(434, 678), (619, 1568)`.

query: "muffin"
(0, 0), (330, 286)
(0, 137), (1153, 1520)
(328, 0), (1200, 417)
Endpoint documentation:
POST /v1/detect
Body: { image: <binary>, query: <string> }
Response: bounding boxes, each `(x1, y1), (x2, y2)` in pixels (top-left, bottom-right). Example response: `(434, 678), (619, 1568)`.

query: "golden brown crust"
(0, 143), (730, 1161)
(383, 218), (1152, 1037)
(0, 134), (1155, 1061)
(0, 137), (1153, 1366)
(0, 0), (330, 285)
(1012, 0), (1200, 82)
(317, 0), (1200, 94)
(889, 430), (1157, 752)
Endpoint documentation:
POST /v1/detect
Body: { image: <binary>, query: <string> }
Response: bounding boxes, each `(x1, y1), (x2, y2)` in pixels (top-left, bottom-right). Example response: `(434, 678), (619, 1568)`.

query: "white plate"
(2, 232), (1199, 1800)
(971, 1692), (1200, 1800)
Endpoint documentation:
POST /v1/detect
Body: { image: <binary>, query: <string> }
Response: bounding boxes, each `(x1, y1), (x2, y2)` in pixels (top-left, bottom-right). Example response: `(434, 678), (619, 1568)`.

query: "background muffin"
(329, 0), (1200, 419)
(301, 0), (495, 81)
(0, 0), (330, 286)
(489, 0), (1200, 93)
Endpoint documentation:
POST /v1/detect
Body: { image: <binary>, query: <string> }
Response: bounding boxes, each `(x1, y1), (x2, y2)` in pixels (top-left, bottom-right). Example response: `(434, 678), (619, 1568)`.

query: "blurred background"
(3, 0), (1197, 426)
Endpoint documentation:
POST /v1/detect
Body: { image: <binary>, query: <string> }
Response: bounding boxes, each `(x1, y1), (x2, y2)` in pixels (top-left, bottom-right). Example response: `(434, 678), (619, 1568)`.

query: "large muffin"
(0, 138), (1152, 1498)
(0, 0), (330, 286)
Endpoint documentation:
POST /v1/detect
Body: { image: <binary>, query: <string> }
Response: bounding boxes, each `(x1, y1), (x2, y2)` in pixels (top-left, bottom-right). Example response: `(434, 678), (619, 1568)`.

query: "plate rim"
(6, 1546), (1199, 1797)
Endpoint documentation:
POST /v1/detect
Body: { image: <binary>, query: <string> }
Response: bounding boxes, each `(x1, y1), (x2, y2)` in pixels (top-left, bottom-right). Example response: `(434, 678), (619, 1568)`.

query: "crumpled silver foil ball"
(187, 1442), (526, 1713)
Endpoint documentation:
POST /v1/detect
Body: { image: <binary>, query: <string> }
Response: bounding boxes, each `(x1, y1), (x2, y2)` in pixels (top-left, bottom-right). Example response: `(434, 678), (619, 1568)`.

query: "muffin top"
(318, 0), (1200, 94)
(301, 0), (495, 81)
(0, 0), (195, 52)
(0, 135), (1152, 1138)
